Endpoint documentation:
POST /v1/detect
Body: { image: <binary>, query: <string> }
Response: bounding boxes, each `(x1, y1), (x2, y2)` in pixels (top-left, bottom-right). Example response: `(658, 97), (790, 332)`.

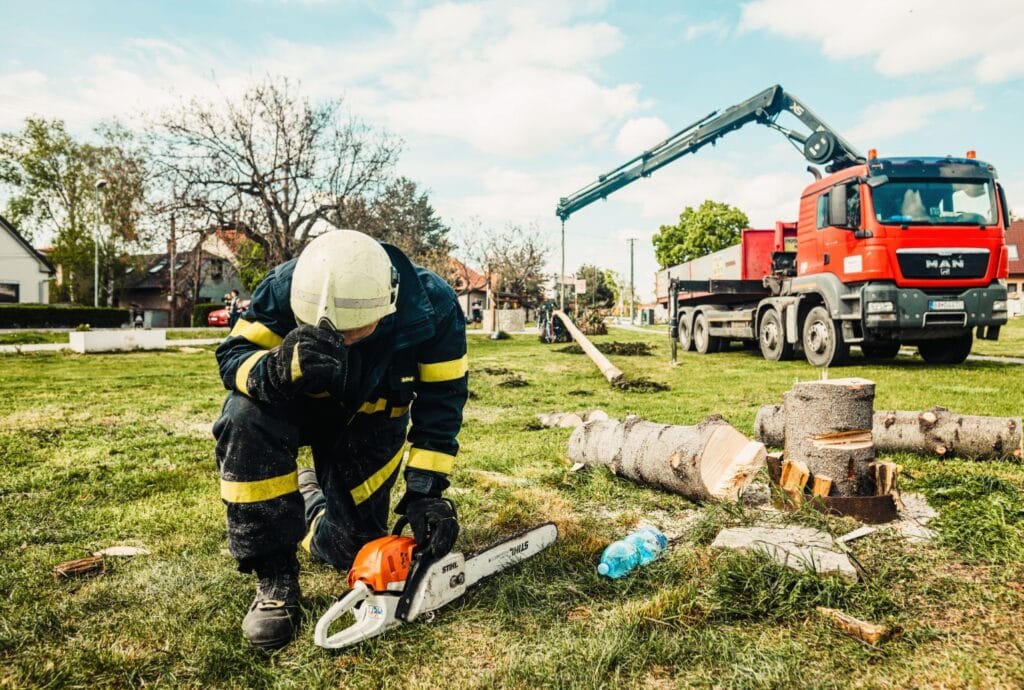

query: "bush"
(192, 303), (223, 326)
(0, 304), (129, 328)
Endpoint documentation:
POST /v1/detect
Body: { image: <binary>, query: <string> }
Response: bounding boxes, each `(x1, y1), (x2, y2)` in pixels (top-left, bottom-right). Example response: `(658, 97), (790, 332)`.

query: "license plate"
(929, 300), (964, 311)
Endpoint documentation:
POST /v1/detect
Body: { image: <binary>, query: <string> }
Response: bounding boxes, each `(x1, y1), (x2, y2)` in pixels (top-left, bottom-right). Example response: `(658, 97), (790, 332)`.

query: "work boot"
(242, 553), (301, 650)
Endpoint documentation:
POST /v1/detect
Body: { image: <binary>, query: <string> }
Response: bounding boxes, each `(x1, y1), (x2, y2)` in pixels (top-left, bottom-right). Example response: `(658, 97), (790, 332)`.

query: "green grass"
(1, 330), (1023, 688)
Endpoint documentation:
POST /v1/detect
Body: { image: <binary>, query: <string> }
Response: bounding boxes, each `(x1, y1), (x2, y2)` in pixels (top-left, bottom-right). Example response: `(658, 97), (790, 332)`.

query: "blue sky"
(3, 0), (1022, 298)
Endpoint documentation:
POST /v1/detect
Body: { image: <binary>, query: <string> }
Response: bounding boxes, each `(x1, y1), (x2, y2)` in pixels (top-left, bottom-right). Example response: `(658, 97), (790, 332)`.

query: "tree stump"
(783, 378), (876, 496)
(567, 415), (765, 502)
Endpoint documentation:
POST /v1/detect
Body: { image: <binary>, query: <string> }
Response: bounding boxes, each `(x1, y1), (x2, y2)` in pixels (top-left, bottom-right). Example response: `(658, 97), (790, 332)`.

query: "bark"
(783, 378), (876, 496)
(553, 310), (624, 384)
(756, 405), (1022, 461)
(567, 415), (766, 502)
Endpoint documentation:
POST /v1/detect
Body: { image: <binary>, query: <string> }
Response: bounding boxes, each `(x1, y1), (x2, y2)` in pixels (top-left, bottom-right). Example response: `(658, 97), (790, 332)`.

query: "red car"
(208, 299), (250, 327)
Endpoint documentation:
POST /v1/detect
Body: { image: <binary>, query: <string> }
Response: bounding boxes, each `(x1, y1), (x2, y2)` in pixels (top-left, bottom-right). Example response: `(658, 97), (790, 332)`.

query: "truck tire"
(802, 305), (849, 367)
(917, 332), (973, 364)
(693, 313), (720, 355)
(759, 308), (794, 361)
(678, 315), (694, 351)
(861, 342), (901, 359)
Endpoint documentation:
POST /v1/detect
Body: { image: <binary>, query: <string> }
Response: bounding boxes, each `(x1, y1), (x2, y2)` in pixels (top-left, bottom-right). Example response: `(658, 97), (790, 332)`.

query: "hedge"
(0, 304), (130, 328)
(192, 302), (224, 326)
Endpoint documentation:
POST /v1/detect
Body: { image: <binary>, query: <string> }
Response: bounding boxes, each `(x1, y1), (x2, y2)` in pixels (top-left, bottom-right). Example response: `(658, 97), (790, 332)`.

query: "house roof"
(1007, 220), (1024, 275)
(447, 256), (488, 293)
(0, 214), (55, 275)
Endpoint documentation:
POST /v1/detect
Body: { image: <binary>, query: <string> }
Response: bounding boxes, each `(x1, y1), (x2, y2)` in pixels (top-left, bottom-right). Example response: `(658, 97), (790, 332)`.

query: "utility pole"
(559, 219), (566, 311)
(93, 179), (107, 307)
(168, 211), (177, 327)
(628, 238), (637, 324)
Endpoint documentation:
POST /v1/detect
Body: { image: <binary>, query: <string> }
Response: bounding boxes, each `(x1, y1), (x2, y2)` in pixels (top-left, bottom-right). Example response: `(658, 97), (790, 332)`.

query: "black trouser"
(212, 393), (408, 572)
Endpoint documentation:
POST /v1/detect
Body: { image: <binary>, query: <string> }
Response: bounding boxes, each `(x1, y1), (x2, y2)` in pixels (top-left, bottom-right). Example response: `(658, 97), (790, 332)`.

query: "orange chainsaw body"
(347, 535), (416, 592)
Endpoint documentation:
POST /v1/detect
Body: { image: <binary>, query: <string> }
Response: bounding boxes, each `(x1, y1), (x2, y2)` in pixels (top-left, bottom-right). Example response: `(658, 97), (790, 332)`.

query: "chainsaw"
(314, 521), (558, 650)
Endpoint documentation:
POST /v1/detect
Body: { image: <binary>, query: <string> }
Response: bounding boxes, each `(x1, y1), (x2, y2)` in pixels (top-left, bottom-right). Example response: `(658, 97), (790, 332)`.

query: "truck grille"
(896, 249), (988, 279)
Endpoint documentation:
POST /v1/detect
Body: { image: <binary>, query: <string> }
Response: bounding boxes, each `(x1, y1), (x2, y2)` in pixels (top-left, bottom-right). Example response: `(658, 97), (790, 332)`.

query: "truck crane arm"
(556, 85), (863, 221)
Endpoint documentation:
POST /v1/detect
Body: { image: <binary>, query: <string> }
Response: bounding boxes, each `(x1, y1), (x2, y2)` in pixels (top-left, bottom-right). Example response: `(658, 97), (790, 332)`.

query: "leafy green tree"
(652, 199), (748, 269)
(576, 263), (615, 308)
(0, 118), (149, 304)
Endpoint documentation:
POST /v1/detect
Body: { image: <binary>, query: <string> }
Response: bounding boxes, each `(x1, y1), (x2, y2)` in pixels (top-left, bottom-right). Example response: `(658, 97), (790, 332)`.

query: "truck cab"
(792, 155), (1010, 364)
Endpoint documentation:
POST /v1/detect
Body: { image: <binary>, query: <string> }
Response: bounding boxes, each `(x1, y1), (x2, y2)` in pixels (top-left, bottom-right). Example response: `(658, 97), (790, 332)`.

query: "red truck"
(557, 86), (1010, 366)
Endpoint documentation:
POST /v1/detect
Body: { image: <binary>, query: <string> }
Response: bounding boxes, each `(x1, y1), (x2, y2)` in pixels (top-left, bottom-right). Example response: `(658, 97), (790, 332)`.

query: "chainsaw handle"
(391, 516), (410, 536)
(313, 581), (401, 650)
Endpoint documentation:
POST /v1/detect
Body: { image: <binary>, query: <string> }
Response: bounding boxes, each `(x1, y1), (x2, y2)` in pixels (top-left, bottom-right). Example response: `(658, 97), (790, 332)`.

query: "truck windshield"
(871, 180), (996, 225)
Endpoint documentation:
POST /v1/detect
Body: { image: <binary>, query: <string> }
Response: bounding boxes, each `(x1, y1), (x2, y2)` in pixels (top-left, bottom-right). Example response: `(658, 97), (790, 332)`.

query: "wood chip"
(817, 606), (893, 645)
(53, 555), (105, 581)
(93, 545), (150, 557)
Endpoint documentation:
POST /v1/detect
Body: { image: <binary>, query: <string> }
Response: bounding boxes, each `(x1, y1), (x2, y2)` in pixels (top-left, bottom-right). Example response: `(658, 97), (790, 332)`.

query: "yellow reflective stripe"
(350, 447), (405, 506)
(235, 350), (269, 397)
(418, 354), (468, 383)
(390, 405), (409, 418)
(305, 391), (330, 399)
(301, 509), (325, 553)
(407, 448), (455, 474)
(230, 319), (284, 349)
(358, 398), (388, 415)
(291, 344), (302, 381)
(220, 469), (298, 504)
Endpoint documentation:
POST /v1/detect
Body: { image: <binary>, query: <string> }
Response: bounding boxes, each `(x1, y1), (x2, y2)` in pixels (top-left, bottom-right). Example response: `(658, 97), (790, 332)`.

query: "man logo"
(925, 258), (964, 270)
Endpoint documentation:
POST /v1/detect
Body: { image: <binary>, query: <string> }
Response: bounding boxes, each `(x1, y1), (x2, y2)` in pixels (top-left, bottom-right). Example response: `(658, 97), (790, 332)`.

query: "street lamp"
(93, 179), (107, 307)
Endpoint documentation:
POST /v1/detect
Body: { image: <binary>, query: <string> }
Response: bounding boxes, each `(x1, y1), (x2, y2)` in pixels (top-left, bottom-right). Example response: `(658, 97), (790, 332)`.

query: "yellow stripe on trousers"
(350, 447), (405, 506)
(220, 469), (298, 504)
(301, 509), (325, 553)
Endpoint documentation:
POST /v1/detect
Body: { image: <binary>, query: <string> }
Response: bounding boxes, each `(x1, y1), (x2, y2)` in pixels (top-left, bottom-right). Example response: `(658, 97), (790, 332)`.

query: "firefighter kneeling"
(212, 230), (468, 650)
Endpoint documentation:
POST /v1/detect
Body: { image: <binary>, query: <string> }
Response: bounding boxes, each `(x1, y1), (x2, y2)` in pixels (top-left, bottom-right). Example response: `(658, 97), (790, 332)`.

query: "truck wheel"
(917, 332), (973, 364)
(802, 305), (849, 367)
(861, 342), (901, 359)
(759, 308), (794, 361)
(678, 316), (694, 351)
(693, 313), (720, 355)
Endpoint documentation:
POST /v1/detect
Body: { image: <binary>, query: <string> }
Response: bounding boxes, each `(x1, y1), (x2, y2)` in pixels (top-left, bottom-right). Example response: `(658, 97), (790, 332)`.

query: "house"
(1006, 220), (1024, 317)
(122, 229), (249, 326)
(448, 256), (488, 320)
(0, 214), (55, 303)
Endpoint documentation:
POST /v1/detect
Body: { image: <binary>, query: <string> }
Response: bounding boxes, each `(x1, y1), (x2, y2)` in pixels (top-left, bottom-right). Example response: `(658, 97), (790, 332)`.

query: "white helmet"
(290, 230), (399, 331)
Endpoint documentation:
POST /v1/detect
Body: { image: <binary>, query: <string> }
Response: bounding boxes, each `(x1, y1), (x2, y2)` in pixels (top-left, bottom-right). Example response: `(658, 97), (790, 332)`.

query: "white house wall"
(0, 228), (51, 303)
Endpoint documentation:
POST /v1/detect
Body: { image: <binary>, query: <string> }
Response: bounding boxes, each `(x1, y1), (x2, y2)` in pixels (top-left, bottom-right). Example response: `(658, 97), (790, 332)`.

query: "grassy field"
(1, 328), (1022, 688)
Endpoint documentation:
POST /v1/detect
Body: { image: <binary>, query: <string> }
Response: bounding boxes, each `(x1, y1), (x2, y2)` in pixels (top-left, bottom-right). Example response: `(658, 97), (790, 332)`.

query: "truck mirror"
(828, 184), (848, 227)
(997, 183), (1010, 228)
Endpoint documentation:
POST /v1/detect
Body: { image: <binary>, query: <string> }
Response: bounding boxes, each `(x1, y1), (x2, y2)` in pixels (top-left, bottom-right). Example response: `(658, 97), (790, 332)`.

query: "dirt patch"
(612, 377), (669, 393)
(498, 376), (528, 388)
(476, 366), (513, 376)
(556, 341), (654, 356)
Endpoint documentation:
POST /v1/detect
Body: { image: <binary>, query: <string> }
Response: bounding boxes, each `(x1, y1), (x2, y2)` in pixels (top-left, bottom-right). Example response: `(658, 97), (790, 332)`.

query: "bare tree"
(148, 76), (401, 266)
(458, 221), (549, 310)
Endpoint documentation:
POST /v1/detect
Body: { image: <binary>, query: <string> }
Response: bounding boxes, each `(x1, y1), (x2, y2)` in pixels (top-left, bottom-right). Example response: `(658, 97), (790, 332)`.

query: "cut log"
(783, 378), (876, 496)
(553, 310), (624, 384)
(816, 607), (893, 645)
(567, 415), (766, 502)
(812, 475), (833, 498)
(756, 404), (1022, 461)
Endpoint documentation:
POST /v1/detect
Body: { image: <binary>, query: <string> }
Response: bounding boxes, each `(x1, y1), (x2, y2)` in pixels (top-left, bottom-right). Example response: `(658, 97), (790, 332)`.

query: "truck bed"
(674, 279), (770, 307)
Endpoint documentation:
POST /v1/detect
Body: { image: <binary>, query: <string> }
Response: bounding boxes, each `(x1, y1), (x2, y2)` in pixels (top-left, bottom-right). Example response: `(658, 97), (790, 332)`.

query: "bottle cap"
(597, 562), (609, 576)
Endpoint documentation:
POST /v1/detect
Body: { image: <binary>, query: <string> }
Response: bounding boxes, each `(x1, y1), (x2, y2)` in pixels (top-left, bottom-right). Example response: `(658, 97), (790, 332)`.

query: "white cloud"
(740, 0), (1024, 82)
(615, 117), (671, 155)
(684, 19), (729, 42)
(846, 88), (978, 143)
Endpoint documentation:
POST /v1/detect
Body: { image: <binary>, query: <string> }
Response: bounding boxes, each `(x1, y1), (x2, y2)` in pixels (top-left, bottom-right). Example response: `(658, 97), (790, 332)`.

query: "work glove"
(396, 469), (458, 559)
(248, 325), (348, 404)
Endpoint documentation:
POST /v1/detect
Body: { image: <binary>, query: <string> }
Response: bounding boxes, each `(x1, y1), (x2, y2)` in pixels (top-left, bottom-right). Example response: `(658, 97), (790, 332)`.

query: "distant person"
(227, 290), (242, 328)
(471, 300), (483, 323)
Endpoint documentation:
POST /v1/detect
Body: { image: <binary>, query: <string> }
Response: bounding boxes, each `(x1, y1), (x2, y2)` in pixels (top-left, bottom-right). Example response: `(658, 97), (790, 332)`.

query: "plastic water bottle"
(625, 527), (668, 565)
(597, 540), (640, 579)
(597, 527), (668, 578)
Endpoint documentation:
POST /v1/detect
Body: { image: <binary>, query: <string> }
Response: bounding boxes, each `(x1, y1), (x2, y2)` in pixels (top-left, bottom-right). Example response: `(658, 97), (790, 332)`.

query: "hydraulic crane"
(556, 85), (863, 221)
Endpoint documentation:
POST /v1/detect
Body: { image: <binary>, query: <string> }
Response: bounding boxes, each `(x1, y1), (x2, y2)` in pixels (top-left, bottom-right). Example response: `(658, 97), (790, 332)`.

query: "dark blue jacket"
(215, 243), (468, 485)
